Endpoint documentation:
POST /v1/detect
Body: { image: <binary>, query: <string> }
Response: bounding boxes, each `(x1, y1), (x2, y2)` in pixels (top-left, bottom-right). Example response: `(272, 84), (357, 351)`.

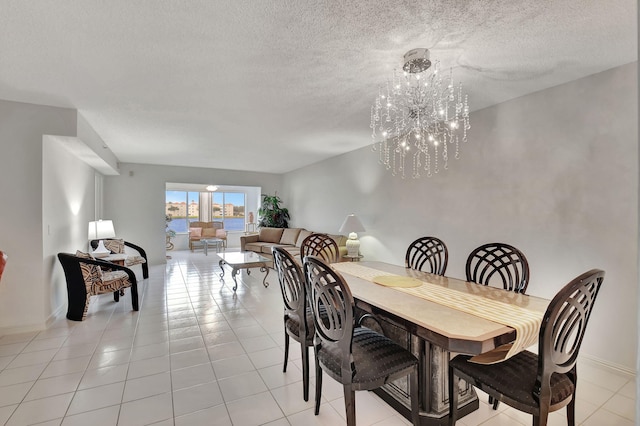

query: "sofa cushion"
(262, 245), (279, 255)
(190, 227), (202, 238)
(328, 234), (347, 247)
(259, 227), (284, 243)
(282, 245), (300, 257)
(295, 230), (313, 247)
(280, 228), (302, 245)
(245, 242), (276, 253)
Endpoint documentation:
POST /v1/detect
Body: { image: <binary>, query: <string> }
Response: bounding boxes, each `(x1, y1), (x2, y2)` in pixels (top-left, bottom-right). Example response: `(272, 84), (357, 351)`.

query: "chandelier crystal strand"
(371, 48), (470, 178)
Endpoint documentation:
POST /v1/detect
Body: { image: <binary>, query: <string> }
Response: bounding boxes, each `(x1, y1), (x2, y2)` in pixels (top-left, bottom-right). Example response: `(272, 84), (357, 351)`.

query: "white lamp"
(88, 220), (116, 257)
(339, 214), (366, 258)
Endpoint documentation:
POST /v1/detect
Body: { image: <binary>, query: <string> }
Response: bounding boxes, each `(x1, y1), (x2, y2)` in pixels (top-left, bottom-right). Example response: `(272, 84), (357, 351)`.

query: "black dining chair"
(303, 255), (420, 426)
(466, 242), (530, 408)
(448, 269), (604, 426)
(405, 236), (448, 275)
(465, 242), (530, 293)
(271, 246), (314, 401)
(300, 233), (340, 263)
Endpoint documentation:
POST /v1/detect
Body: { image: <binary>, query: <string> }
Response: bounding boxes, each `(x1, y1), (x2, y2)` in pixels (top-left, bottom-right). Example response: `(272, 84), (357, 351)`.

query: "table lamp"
(339, 214), (366, 257)
(88, 220), (116, 257)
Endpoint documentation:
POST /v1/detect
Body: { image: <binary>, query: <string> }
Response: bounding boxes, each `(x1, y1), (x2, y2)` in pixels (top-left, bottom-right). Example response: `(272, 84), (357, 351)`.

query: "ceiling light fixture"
(371, 48), (470, 178)
(206, 185), (218, 191)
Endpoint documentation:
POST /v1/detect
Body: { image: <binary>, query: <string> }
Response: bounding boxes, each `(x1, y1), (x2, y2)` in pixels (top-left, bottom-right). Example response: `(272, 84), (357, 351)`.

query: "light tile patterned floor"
(0, 250), (635, 425)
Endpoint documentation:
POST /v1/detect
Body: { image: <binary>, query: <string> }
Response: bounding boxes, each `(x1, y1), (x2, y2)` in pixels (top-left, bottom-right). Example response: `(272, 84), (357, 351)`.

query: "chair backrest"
(405, 236), (448, 275)
(272, 247), (310, 333)
(212, 221), (224, 230)
(465, 243), (530, 293)
(57, 253), (94, 291)
(300, 233), (340, 263)
(536, 269), (604, 400)
(303, 255), (355, 375)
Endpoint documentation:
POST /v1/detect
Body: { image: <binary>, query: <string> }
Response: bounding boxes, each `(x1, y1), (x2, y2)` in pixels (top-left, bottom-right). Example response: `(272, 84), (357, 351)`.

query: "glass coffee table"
(217, 251), (272, 291)
(202, 238), (224, 255)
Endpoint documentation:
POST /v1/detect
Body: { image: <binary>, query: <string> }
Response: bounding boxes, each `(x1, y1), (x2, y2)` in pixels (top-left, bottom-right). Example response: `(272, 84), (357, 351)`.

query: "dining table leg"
(358, 304), (479, 425)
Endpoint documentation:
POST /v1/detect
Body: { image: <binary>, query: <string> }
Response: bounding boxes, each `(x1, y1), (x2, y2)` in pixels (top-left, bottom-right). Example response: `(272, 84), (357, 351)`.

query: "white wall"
(0, 100), (78, 331)
(42, 137), (98, 321)
(103, 163), (283, 265)
(282, 63), (638, 372)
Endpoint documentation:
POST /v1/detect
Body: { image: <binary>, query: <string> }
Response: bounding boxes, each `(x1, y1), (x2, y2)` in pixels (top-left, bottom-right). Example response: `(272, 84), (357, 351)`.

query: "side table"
(103, 253), (128, 266)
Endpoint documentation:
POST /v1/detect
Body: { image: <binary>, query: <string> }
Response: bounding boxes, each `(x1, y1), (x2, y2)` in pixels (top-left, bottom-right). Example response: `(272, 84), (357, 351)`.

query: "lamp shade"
(339, 214), (365, 234)
(88, 220), (116, 240)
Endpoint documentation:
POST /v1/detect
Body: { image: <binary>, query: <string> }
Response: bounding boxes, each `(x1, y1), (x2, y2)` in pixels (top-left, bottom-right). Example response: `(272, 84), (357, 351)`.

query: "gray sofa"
(240, 227), (347, 261)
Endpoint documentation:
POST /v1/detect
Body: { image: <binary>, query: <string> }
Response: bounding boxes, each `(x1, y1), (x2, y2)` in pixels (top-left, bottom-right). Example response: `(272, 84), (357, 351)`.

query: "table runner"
(332, 262), (544, 364)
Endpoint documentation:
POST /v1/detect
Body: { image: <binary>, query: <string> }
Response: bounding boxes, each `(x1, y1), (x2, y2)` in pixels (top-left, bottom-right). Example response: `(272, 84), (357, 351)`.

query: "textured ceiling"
(0, 1), (636, 174)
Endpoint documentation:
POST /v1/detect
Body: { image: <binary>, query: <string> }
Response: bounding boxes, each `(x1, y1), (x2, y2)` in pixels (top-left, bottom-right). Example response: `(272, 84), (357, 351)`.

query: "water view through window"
(166, 190), (246, 232)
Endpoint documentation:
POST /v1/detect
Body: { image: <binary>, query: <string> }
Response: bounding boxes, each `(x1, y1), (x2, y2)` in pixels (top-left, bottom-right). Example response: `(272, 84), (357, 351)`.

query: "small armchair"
(189, 221), (228, 251)
(58, 252), (139, 321)
(90, 238), (148, 279)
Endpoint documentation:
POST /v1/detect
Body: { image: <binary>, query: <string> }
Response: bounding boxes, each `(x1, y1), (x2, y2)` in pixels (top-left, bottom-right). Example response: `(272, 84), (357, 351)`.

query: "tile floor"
(0, 250), (635, 425)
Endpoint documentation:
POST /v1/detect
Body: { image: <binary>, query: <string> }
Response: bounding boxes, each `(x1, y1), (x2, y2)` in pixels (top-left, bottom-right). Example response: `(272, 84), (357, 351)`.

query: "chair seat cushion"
(450, 350), (575, 408)
(95, 270), (132, 294)
(285, 308), (315, 345)
(317, 327), (417, 386)
(125, 255), (146, 266)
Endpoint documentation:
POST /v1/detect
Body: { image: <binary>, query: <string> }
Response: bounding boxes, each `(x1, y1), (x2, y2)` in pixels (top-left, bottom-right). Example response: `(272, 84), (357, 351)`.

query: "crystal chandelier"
(371, 48), (470, 178)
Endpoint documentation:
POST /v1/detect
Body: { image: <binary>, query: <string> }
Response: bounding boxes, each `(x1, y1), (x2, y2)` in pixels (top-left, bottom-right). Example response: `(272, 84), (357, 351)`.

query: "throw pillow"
(75, 250), (95, 259)
(104, 239), (125, 254)
(75, 250), (103, 283)
(190, 227), (202, 238)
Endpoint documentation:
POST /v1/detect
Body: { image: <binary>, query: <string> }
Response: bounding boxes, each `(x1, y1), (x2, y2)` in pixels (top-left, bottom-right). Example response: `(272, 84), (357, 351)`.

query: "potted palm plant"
(258, 194), (290, 228)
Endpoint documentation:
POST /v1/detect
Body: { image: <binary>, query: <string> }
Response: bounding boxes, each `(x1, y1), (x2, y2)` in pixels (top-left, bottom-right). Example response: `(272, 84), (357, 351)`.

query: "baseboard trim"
(46, 304), (66, 327)
(0, 306), (66, 337)
(580, 353), (636, 379)
(0, 322), (47, 337)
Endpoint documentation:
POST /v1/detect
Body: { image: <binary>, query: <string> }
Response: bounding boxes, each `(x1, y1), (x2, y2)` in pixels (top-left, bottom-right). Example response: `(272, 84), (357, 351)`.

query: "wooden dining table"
(331, 261), (550, 425)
